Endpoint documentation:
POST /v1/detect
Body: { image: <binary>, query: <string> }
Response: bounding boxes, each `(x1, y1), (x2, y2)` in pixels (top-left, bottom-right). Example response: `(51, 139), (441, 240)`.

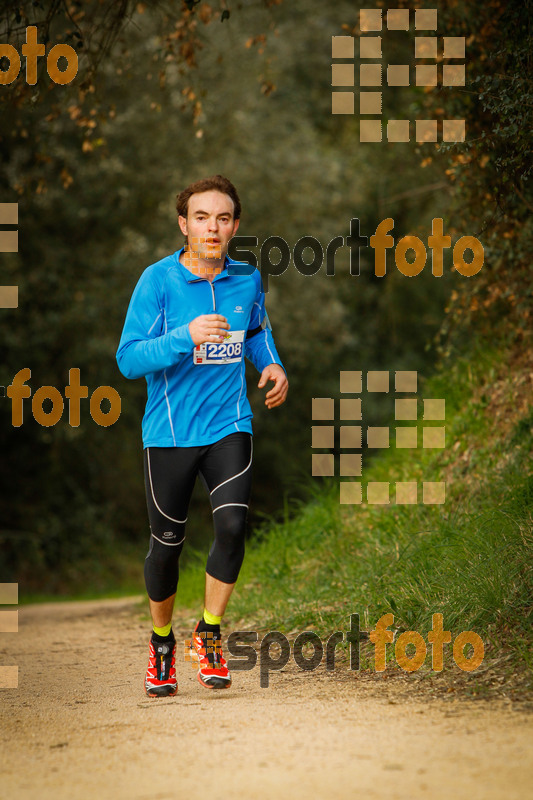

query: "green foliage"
(1, 0), (459, 593)
(197, 337), (532, 684)
(3, 0), (529, 601)
(417, 0), (533, 353)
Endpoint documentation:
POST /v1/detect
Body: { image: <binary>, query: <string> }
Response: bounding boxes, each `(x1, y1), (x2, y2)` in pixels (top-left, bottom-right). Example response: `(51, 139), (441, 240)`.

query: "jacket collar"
(175, 247), (230, 283)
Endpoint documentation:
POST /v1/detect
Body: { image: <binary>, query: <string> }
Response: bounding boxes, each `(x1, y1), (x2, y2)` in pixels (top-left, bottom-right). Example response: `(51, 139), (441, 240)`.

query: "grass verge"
(177, 334), (532, 695)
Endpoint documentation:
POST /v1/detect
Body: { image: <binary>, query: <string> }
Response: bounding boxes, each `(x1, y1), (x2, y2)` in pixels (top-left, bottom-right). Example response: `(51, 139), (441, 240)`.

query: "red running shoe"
(191, 623), (232, 689)
(145, 635), (178, 697)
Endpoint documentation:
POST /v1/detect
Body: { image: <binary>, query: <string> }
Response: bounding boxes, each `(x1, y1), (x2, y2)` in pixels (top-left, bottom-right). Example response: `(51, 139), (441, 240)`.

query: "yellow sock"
(153, 621), (172, 638)
(203, 608), (222, 626)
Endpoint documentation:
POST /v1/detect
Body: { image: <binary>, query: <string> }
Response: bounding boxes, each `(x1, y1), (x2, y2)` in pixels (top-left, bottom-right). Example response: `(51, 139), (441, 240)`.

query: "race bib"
(193, 330), (245, 365)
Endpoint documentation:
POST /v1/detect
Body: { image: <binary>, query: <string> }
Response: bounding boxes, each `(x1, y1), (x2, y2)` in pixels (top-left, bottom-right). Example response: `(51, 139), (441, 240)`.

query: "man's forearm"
(116, 323), (194, 379)
(244, 328), (284, 374)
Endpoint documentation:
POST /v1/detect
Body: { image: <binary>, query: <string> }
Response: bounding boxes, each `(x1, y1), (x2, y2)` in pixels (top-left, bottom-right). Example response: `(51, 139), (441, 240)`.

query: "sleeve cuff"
(171, 323), (195, 355)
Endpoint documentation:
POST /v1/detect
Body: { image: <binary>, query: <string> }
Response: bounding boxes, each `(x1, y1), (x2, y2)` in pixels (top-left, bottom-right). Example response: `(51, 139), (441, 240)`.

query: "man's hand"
(258, 364), (288, 409)
(189, 314), (230, 346)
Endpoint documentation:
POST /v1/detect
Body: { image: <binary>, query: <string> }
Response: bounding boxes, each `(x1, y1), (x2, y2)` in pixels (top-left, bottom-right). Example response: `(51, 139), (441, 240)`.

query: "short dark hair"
(176, 175), (241, 220)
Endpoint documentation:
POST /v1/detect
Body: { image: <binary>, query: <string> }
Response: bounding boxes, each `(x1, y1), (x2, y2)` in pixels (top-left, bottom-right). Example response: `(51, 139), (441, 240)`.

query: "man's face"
(178, 190), (240, 264)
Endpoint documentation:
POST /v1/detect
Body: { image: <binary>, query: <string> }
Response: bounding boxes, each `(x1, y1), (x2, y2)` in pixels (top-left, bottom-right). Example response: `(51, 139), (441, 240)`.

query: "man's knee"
(207, 507), (247, 582)
(214, 507), (247, 552)
(144, 535), (183, 601)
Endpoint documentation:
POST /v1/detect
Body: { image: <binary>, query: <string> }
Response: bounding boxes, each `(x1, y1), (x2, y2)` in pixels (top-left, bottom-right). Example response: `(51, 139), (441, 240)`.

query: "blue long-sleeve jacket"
(116, 249), (284, 447)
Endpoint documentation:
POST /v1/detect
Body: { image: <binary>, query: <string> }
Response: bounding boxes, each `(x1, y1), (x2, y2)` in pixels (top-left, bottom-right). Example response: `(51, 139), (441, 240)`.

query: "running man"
(116, 175), (288, 696)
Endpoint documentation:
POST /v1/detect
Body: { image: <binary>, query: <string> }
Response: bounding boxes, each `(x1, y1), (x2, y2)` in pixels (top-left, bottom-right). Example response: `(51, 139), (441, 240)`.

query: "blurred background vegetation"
(0, 0), (530, 597)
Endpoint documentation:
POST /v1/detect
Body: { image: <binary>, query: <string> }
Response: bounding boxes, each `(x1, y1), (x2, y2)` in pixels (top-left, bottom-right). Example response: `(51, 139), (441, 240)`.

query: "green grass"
(20, 336), (532, 691)
(177, 339), (533, 683)
(19, 584), (144, 605)
(18, 540), (147, 605)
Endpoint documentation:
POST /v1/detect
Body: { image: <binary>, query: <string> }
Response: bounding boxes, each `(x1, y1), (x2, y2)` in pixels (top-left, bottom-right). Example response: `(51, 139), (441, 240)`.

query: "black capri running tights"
(143, 432), (252, 602)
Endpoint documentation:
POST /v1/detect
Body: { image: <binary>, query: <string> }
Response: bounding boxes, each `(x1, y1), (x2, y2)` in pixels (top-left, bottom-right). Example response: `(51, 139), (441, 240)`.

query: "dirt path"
(0, 597), (531, 800)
